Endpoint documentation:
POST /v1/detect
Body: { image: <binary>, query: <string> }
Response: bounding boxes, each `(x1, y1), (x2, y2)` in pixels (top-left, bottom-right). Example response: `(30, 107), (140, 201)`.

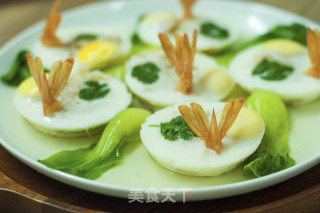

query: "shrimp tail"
(41, 0), (63, 47)
(159, 29), (197, 94)
(179, 98), (244, 154)
(180, 0), (197, 20)
(26, 53), (74, 116)
(305, 27), (320, 78)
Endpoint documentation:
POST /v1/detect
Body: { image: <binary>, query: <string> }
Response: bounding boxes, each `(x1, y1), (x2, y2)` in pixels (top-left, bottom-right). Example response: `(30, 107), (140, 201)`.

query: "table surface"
(0, 0), (320, 212)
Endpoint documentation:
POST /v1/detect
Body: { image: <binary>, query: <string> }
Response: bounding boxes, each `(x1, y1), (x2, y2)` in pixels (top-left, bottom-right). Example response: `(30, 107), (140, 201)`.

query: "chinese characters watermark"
(128, 187), (193, 203)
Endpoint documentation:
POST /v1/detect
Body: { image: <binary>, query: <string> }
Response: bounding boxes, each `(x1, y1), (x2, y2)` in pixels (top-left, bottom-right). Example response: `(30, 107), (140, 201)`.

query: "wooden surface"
(0, 0), (320, 212)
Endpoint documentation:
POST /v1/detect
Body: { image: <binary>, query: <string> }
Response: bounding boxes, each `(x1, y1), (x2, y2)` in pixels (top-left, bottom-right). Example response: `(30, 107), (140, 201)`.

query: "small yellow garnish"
(78, 41), (118, 69)
(262, 39), (305, 56)
(18, 77), (40, 97)
(224, 108), (263, 139)
(204, 68), (233, 94)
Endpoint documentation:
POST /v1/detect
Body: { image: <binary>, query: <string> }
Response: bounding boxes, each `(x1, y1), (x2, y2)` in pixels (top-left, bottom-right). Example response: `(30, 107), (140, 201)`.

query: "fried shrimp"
(179, 98), (244, 153)
(26, 53), (74, 116)
(159, 29), (197, 94)
(305, 27), (320, 78)
(41, 0), (63, 47)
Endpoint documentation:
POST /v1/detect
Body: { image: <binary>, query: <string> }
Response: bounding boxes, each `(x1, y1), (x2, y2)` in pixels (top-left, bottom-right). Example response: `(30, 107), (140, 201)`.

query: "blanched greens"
(243, 90), (295, 177)
(250, 23), (307, 46)
(213, 23), (307, 67)
(39, 108), (151, 180)
(73, 34), (97, 42)
(1, 50), (30, 86)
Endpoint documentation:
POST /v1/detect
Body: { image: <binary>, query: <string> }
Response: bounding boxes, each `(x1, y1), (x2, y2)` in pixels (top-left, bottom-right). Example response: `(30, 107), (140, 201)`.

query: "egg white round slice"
(137, 12), (239, 52)
(229, 43), (320, 104)
(32, 27), (131, 72)
(140, 102), (265, 176)
(125, 50), (234, 107)
(14, 71), (132, 137)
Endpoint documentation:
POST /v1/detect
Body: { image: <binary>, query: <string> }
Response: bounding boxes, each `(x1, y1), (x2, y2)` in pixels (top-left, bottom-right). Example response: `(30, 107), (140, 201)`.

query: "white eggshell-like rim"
(137, 12), (240, 51)
(140, 102), (265, 176)
(14, 72), (132, 132)
(125, 50), (234, 107)
(229, 44), (320, 104)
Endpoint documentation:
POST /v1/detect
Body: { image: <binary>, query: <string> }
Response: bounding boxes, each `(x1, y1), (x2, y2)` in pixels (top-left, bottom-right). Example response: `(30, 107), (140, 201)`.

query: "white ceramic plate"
(0, 0), (320, 202)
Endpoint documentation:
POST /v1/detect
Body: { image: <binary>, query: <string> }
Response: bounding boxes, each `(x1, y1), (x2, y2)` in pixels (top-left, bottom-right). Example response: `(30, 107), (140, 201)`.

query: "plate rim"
(0, 0), (320, 201)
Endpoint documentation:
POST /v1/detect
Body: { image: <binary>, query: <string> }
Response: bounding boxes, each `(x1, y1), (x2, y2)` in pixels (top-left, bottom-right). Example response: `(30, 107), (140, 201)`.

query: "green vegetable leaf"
(73, 34), (97, 42)
(1, 50), (30, 86)
(254, 23), (307, 46)
(131, 62), (160, 84)
(243, 90), (295, 177)
(244, 153), (296, 177)
(79, 80), (111, 101)
(39, 108), (151, 180)
(160, 116), (197, 141)
(200, 22), (229, 39)
(131, 14), (146, 44)
(252, 59), (294, 81)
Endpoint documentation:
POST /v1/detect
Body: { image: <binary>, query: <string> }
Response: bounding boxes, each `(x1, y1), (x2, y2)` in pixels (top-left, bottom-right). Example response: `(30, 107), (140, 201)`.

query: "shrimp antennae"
(41, 0), (63, 47)
(305, 27), (320, 78)
(180, 0), (197, 20)
(26, 53), (74, 116)
(179, 98), (244, 154)
(159, 29), (197, 94)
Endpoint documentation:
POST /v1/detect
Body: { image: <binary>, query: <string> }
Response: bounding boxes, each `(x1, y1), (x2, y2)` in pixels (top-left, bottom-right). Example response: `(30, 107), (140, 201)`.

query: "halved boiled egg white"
(125, 50), (234, 107)
(32, 27), (131, 72)
(229, 39), (320, 104)
(14, 71), (132, 137)
(140, 102), (265, 176)
(137, 12), (239, 52)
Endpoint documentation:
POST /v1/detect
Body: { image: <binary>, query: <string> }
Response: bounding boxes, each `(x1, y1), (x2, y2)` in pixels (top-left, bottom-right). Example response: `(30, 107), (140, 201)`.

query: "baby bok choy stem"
(39, 108), (151, 180)
(243, 90), (295, 177)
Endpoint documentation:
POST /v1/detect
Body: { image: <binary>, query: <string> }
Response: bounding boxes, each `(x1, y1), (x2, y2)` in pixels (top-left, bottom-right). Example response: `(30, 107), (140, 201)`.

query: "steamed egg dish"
(33, 28), (131, 71)
(229, 36), (320, 104)
(125, 30), (234, 107)
(34, 0), (131, 72)
(140, 101), (265, 176)
(126, 51), (233, 107)
(14, 55), (132, 137)
(137, 0), (239, 52)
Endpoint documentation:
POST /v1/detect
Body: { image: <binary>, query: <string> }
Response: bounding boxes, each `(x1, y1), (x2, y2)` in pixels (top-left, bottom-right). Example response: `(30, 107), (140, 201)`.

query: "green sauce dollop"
(79, 80), (111, 101)
(131, 62), (160, 84)
(252, 59), (294, 81)
(200, 22), (229, 39)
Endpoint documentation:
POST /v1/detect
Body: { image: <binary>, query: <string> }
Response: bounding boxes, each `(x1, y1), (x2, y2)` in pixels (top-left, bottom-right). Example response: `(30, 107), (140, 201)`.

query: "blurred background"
(0, 0), (319, 47)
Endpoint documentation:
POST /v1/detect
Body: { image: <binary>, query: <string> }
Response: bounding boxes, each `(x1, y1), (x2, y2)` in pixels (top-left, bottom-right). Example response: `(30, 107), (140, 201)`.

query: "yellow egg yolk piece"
(78, 41), (118, 68)
(262, 39), (305, 56)
(203, 68), (233, 94)
(217, 107), (263, 139)
(18, 77), (40, 97)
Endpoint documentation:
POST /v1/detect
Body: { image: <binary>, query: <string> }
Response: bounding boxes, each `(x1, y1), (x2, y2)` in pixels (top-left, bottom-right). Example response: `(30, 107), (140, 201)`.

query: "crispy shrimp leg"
(26, 53), (74, 116)
(159, 29), (197, 94)
(305, 28), (320, 78)
(179, 99), (244, 154)
(41, 0), (62, 47)
(180, 0), (197, 20)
